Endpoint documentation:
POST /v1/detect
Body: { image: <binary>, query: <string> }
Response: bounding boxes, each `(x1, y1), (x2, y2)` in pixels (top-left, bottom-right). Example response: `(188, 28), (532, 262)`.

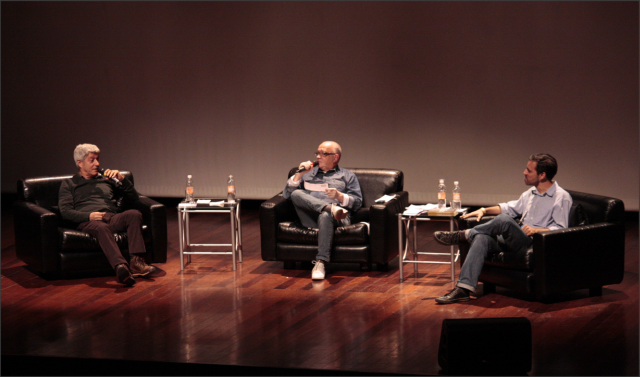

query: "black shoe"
(435, 287), (471, 304)
(434, 230), (466, 246)
(115, 264), (136, 286)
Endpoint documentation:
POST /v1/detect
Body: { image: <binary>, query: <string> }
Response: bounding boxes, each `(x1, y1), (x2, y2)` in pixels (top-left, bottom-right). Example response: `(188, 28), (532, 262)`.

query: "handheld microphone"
(296, 161), (318, 173)
(99, 168), (123, 187)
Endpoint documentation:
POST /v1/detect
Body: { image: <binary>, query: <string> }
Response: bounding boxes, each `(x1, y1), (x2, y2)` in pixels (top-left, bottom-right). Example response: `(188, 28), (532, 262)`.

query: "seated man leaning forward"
(433, 153), (572, 304)
(58, 143), (157, 286)
(283, 141), (363, 280)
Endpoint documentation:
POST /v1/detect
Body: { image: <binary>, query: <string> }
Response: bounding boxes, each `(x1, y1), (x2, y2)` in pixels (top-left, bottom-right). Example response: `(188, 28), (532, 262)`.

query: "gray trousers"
(290, 190), (350, 263)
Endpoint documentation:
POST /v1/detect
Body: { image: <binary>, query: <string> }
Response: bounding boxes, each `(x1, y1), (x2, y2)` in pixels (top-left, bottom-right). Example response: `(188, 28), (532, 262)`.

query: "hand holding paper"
(325, 188), (342, 201)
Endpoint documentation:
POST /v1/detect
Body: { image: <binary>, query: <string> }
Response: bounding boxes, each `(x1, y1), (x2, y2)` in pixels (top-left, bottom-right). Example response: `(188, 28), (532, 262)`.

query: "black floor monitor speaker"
(438, 317), (532, 375)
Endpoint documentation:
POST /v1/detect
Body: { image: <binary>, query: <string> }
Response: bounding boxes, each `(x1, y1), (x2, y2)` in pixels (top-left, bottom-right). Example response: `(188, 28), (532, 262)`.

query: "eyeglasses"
(315, 151), (336, 158)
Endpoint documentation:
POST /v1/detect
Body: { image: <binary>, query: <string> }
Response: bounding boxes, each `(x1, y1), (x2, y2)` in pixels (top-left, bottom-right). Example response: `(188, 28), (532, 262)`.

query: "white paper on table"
(197, 199), (211, 204)
(209, 201), (225, 207)
(403, 203), (438, 216)
(179, 202), (197, 208)
(304, 182), (329, 192)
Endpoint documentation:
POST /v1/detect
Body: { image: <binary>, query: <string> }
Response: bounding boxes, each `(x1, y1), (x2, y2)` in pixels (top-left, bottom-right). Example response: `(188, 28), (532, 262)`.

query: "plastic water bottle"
(452, 181), (461, 211)
(438, 179), (446, 209)
(186, 175), (194, 203)
(227, 175), (236, 203)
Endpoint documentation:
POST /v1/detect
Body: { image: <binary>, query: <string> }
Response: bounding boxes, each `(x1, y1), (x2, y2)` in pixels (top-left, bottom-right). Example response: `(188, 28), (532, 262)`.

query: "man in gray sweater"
(58, 143), (156, 286)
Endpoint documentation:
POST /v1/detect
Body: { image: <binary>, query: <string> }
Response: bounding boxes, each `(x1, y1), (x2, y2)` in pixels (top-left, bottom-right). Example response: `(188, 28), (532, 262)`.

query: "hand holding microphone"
(296, 160), (318, 173)
(99, 168), (124, 186)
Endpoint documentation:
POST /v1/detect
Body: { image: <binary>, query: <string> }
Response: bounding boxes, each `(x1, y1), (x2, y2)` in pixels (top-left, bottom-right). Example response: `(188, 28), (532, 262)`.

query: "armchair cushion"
(485, 248), (533, 272)
(278, 222), (369, 245)
(59, 225), (151, 252)
(568, 203), (589, 227)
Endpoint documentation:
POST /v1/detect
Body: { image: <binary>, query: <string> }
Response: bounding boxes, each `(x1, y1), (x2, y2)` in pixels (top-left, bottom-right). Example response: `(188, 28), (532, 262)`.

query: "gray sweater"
(58, 174), (139, 224)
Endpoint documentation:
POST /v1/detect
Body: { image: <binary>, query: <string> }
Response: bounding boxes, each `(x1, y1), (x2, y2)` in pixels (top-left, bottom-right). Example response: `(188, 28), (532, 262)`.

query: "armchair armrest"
(532, 222), (625, 298)
(260, 193), (298, 261)
(457, 215), (497, 230)
(131, 196), (167, 263)
(369, 191), (409, 265)
(13, 201), (61, 275)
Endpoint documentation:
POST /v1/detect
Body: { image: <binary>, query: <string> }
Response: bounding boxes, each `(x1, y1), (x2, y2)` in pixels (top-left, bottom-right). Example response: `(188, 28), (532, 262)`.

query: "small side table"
(178, 199), (243, 271)
(398, 207), (467, 282)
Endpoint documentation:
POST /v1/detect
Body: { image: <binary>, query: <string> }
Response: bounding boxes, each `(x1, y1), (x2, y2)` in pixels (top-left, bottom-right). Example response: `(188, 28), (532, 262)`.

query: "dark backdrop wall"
(3, 2), (638, 209)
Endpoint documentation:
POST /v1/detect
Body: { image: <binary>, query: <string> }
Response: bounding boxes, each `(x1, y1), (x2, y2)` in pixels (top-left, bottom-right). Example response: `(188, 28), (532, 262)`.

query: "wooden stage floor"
(2, 200), (638, 375)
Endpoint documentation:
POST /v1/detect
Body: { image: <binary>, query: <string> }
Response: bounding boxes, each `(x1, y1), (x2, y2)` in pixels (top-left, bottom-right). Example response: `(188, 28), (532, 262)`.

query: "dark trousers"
(78, 209), (146, 269)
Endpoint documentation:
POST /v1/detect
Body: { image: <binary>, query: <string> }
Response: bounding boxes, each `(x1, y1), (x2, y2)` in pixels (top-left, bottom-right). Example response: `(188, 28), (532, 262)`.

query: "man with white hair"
(283, 141), (363, 280)
(58, 143), (157, 286)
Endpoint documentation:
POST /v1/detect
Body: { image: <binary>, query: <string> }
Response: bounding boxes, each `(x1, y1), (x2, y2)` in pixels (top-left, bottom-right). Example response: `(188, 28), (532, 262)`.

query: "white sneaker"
(311, 260), (326, 280)
(331, 203), (349, 221)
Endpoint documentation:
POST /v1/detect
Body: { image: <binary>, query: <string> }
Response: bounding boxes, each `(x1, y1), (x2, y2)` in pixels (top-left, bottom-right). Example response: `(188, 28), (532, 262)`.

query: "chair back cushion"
(286, 167), (403, 209)
(568, 203), (589, 227)
(278, 221), (369, 245)
(566, 190), (624, 225)
(18, 172), (134, 211)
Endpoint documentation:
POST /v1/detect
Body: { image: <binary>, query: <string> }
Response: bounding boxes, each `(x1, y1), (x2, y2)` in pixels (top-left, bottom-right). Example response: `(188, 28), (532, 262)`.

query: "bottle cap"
(187, 175), (192, 179)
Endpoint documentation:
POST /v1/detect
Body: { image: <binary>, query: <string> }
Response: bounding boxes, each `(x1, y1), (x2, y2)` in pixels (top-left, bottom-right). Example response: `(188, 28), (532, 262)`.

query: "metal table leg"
(450, 217), (455, 281)
(178, 208), (185, 271)
(236, 201), (243, 263)
(398, 214), (404, 282)
(230, 206), (237, 271)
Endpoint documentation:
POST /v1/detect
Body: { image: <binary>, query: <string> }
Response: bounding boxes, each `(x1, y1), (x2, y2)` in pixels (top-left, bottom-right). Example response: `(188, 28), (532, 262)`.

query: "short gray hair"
(74, 143), (100, 167)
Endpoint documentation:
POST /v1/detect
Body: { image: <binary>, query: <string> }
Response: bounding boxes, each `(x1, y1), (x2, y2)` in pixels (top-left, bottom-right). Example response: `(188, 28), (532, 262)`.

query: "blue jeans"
(290, 190), (350, 263)
(457, 214), (532, 292)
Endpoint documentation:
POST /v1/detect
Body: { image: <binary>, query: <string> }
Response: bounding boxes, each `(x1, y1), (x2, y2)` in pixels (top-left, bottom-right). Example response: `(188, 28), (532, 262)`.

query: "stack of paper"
(403, 204), (438, 216)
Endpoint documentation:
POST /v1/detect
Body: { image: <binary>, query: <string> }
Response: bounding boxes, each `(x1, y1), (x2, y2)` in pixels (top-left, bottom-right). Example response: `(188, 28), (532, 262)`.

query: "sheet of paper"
(402, 203), (439, 216)
(375, 194), (397, 203)
(304, 182), (329, 192)
(209, 201), (225, 207)
(197, 199), (211, 204)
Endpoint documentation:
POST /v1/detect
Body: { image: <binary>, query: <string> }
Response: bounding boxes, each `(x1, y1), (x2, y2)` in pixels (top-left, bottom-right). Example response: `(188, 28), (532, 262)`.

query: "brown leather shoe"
(129, 254), (157, 278)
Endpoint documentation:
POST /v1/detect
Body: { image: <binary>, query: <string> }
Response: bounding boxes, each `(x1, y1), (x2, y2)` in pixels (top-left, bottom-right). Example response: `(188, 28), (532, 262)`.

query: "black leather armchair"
(260, 168), (408, 270)
(457, 190), (625, 301)
(13, 172), (167, 279)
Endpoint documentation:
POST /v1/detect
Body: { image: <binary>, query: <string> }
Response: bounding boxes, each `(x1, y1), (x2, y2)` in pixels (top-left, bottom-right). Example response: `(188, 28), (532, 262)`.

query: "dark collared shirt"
(58, 174), (138, 224)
